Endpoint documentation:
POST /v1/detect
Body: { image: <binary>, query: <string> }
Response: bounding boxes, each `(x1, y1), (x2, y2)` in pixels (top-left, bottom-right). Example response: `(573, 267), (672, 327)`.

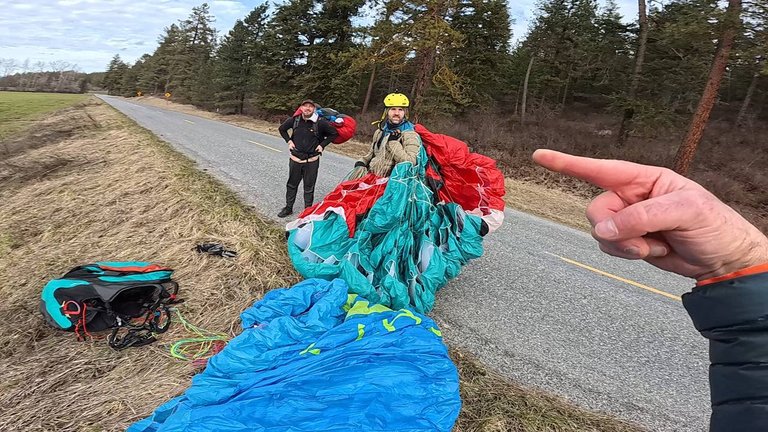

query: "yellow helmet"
(384, 93), (410, 108)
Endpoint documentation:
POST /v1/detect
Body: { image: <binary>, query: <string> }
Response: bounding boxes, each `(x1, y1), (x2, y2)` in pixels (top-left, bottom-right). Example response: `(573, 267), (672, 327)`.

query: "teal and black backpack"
(40, 262), (181, 350)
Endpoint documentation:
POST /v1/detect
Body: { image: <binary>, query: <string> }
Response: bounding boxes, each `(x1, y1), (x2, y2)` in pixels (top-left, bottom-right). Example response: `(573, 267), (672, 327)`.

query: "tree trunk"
(411, 46), (437, 120)
(617, 0), (649, 147)
(521, 56), (534, 125)
(673, 0), (741, 175)
(560, 67), (571, 111)
(361, 64), (377, 115)
(735, 69), (760, 127)
(411, 0), (450, 120)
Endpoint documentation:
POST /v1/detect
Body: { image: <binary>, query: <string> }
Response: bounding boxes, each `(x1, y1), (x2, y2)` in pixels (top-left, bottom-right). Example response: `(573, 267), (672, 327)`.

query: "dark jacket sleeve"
(317, 119), (339, 148)
(278, 117), (294, 143)
(682, 271), (768, 431)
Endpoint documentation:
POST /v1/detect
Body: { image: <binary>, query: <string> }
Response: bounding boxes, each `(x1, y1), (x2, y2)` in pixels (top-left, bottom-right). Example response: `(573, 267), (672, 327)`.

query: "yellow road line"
(247, 140), (282, 153)
(545, 252), (681, 301)
(183, 119), (195, 124)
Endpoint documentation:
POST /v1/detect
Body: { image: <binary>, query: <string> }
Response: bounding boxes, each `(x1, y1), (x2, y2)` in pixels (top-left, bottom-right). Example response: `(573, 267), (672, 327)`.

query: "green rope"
(167, 308), (229, 362)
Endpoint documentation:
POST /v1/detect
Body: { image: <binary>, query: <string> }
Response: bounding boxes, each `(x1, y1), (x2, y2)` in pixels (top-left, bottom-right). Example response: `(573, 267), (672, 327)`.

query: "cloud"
(0, 0), (266, 72)
(212, 0), (249, 15)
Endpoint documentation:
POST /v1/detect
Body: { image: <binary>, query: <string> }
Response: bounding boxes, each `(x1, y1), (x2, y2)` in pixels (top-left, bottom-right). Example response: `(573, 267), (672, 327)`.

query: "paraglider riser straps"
(72, 281), (183, 350)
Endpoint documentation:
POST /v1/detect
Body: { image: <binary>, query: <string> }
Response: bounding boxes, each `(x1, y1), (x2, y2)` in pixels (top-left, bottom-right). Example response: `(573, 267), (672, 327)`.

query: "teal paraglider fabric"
(286, 146), (487, 314)
(128, 278), (461, 432)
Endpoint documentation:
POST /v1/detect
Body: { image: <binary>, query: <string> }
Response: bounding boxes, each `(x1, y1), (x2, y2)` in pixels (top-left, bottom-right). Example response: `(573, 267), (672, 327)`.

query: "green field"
(0, 91), (88, 140)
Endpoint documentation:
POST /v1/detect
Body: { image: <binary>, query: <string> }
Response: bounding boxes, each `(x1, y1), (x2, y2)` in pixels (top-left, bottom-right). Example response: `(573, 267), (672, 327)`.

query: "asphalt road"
(99, 95), (710, 432)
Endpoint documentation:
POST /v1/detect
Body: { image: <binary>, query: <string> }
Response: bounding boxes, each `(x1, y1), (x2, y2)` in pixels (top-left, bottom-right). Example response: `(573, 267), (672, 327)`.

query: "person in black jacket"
(533, 149), (768, 431)
(277, 99), (338, 218)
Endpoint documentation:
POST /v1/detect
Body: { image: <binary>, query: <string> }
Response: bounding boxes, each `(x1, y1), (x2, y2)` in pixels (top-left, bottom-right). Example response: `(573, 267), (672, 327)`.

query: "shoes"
(277, 206), (293, 218)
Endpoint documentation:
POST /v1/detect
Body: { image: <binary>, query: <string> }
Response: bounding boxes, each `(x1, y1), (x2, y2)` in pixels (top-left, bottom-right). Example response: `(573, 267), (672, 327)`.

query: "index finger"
(532, 149), (663, 192)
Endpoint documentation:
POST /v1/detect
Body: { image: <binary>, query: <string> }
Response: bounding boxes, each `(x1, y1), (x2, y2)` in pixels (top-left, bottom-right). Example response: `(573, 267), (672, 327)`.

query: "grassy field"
(0, 91), (87, 140)
(0, 94), (642, 431)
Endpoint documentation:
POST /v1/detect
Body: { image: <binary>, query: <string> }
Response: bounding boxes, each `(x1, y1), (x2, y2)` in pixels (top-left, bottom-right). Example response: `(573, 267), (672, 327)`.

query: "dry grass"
(504, 178), (591, 231)
(451, 349), (645, 432)
(0, 98), (298, 431)
(0, 97), (645, 431)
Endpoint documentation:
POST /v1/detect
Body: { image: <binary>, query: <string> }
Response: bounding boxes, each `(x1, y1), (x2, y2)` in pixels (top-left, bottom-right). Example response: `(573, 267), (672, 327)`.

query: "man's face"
(387, 107), (405, 125)
(301, 103), (315, 117)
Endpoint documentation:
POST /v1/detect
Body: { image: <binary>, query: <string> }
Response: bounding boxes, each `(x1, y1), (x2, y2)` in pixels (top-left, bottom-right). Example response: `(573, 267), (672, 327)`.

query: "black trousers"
(285, 159), (319, 208)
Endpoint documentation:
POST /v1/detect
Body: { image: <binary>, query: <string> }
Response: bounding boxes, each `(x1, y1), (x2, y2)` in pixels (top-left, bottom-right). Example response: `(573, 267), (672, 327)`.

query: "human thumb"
(593, 192), (702, 241)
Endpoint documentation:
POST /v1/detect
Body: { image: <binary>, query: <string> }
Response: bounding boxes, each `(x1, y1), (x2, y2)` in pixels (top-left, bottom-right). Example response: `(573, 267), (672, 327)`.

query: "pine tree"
(733, 0), (767, 126)
(214, 4), (269, 114)
(407, 0), (464, 117)
(448, 0), (513, 108)
(153, 24), (186, 94)
(215, 20), (251, 113)
(356, 2), (412, 114)
(257, 0), (317, 110)
(519, 0), (605, 109)
(362, 0), (464, 117)
(641, 0), (720, 115)
(120, 58), (141, 96)
(135, 54), (161, 95)
(589, 0), (631, 96)
(175, 3), (217, 105)
(617, 0), (649, 146)
(103, 54), (128, 95)
(300, 0), (366, 111)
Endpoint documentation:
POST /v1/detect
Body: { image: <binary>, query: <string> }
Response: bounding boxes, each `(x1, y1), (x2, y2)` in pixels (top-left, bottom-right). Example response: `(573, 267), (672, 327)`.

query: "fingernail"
(649, 245), (668, 257)
(623, 247), (640, 256)
(595, 219), (618, 239)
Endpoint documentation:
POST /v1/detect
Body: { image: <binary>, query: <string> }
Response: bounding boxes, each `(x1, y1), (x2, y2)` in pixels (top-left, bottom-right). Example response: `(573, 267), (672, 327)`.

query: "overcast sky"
(0, 0), (640, 74)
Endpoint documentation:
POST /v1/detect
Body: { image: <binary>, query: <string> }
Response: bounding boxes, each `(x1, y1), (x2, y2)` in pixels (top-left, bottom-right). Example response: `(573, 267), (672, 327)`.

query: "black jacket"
(683, 270), (768, 431)
(279, 115), (338, 160)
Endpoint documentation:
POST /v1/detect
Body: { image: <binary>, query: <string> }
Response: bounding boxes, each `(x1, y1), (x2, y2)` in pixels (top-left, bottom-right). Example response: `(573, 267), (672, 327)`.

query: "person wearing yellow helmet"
(350, 93), (422, 179)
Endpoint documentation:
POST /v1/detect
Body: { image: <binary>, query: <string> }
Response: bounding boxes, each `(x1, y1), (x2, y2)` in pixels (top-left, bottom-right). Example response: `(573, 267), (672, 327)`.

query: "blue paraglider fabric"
(128, 278), (461, 432)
